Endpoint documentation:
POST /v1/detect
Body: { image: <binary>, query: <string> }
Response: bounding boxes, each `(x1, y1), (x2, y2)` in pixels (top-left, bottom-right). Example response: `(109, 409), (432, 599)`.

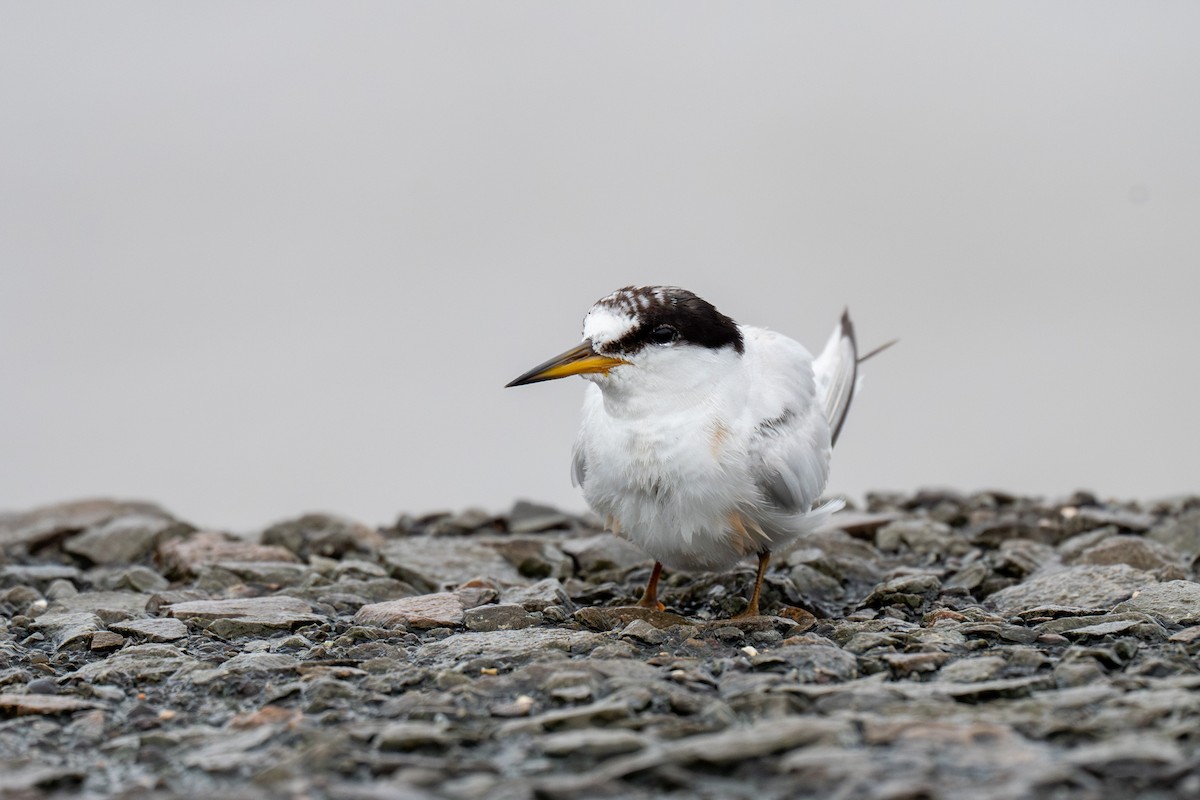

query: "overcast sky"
(2, 3), (1197, 531)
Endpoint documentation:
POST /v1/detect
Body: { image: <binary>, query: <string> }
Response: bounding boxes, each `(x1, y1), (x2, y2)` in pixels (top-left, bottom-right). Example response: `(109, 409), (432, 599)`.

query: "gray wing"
(812, 310), (858, 447)
(742, 328), (833, 515)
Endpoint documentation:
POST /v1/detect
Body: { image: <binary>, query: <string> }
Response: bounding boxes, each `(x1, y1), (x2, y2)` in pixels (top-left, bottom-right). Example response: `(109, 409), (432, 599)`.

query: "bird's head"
(505, 286), (744, 395)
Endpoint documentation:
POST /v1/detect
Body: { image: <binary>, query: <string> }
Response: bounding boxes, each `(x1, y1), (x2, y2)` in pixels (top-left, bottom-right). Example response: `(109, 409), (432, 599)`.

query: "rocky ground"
(2, 492), (1200, 799)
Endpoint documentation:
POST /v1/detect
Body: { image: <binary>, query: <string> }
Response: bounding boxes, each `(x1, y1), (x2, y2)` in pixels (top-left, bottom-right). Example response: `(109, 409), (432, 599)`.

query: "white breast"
(572, 325), (840, 572)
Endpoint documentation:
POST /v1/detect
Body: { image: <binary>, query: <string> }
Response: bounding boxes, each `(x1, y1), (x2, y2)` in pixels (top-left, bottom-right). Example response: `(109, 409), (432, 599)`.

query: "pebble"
(985, 564), (1157, 615)
(2, 492), (1199, 799)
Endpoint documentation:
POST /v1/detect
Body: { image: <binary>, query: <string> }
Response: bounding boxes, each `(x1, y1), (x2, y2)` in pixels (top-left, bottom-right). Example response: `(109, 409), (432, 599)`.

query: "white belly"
(578, 394), (764, 571)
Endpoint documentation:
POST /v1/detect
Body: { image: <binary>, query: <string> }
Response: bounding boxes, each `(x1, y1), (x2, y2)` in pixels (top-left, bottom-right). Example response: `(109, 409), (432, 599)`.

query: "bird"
(506, 285), (883, 617)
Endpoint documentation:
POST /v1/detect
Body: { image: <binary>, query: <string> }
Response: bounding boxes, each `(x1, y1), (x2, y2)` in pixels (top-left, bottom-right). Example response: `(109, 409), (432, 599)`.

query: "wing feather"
(812, 310), (858, 447)
(741, 328), (832, 516)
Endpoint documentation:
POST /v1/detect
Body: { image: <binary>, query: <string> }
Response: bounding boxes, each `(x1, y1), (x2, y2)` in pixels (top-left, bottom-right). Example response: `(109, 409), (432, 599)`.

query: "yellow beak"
(505, 340), (629, 387)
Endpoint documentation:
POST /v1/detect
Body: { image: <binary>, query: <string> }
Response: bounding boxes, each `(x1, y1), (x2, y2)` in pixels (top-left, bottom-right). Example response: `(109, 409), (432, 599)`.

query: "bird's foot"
(636, 596), (666, 612)
(731, 602), (762, 619)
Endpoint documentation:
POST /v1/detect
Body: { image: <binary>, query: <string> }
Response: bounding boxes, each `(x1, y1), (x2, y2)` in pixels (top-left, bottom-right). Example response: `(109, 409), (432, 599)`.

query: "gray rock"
(380, 536), (525, 591)
(464, 603), (539, 632)
(986, 564), (1156, 615)
(30, 612), (100, 650)
(190, 652), (300, 684)
(109, 617), (189, 642)
(501, 578), (573, 612)
(418, 629), (607, 670)
(1072, 535), (1187, 573)
(355, 592), (466, 629)
(94, 565), (170, 592)
(561, 533), (653, 574)
(0, 498), (174, 553)
(375, 721), (452, 750)
(573, 605), (692, 631)
(939, 655), (1007, 682)
(47, 591), (151, 622)
(507, 500), (573, 533)
(619, 618), (666, 645)
(63, 514), (186, 565)
(1147, 508), (1200, 560)
(0, 693), (98, 715)
(862, 573), (941, 608)
(489, 537), (573, 579)
(165, 596), (325, 635)
(1113, 580), (1200, 625)
(90, 631), (125, 650)
(0, 564), (82, 587)
(875, 519), (969, 556)
(71, 643), (199, 682)
(540, 728), (646, 757)
(159, 531), (300, 577)
(261, 513), (383, 559)
(749, 645), (858, 682)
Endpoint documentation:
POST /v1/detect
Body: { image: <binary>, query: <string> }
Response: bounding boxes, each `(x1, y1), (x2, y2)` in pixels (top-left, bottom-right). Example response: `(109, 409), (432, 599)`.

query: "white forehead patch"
(583, 305), (638, 346)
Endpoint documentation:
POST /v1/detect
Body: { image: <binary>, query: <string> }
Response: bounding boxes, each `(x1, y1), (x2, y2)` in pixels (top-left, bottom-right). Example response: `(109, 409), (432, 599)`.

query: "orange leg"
(733, 551), (771, 618)
(636, 561), (666, 611)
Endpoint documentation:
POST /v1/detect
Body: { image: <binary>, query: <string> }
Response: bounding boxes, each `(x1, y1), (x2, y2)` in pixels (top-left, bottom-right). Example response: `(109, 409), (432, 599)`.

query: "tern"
(507, 286), (884, 617)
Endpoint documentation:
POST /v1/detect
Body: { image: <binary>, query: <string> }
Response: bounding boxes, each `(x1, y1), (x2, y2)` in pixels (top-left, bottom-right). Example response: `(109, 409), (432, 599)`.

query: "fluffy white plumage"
(507, 285), (861, 611)
(572, 312), (845, 572)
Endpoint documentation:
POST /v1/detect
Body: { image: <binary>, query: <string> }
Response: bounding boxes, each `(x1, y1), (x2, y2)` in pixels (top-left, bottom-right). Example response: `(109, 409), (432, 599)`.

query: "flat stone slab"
(47, 591), (152, 621)
(109, 617), (189, 642)
(573, 606), (692, 631)
(63, 514), (183, 565)
(165, 596), (325, 633)
(380, 536), (525, 590)
(159, 531), (299, 576)
(30, 612), (100, 650)
(0, 694), (99, 715)
(0, 499), (172, 553)
(1114, 581), (1200, 625)
(985, 565), (1156, 616)
(70, 643), (199, 683)
(355, 592), (467, 629)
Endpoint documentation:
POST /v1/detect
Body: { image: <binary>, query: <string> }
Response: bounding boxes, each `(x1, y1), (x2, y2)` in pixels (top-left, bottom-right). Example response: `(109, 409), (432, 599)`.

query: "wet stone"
(159, 531), (300, 577)
(109, 617), (189, 642)
(985, 564), (1156, 616)
(4, 492), (1200, 799)
(501, 578), (573, 612)
(463, 603), (539, 631)
(29, 612), (100, 651)
(0, 693), (98, 715)
(0, 564), (82, 588)
(561, 533), (654, 574)
(573, 606), (692, 631)
(48, 591), (151, 622)
(540, 728), (646, 757)
(355, 592), (466, 630)
(63, 514), (186, 565)
(166, 596), (325, 635)
(939, 655), (1007, 682)
(1113, 580), (1200, 625)
(619, 618), (666, 645)
(89, 631), (125, 650)
(380, 537), (525, 591)
(261, 512), (384, 560)
(507, 500), (574, 533)
(1147, 509), (1200, 560)
(1072, 535), (1187, 574)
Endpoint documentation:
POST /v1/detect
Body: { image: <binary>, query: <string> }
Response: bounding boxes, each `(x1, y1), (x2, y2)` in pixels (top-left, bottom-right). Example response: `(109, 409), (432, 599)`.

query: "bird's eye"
(649, 325), (678, 344)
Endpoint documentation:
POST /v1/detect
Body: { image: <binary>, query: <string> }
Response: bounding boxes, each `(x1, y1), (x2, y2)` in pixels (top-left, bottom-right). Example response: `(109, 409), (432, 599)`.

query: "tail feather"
(813, 310), (857, 447)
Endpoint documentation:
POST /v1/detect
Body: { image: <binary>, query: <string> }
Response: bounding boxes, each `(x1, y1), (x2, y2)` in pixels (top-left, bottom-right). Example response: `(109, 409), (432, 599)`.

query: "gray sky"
(2, 3), (1197, 532)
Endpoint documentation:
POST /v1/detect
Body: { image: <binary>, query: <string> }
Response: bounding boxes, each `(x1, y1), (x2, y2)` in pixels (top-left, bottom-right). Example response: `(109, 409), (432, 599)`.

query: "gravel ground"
(2, 491), (1200, 799)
